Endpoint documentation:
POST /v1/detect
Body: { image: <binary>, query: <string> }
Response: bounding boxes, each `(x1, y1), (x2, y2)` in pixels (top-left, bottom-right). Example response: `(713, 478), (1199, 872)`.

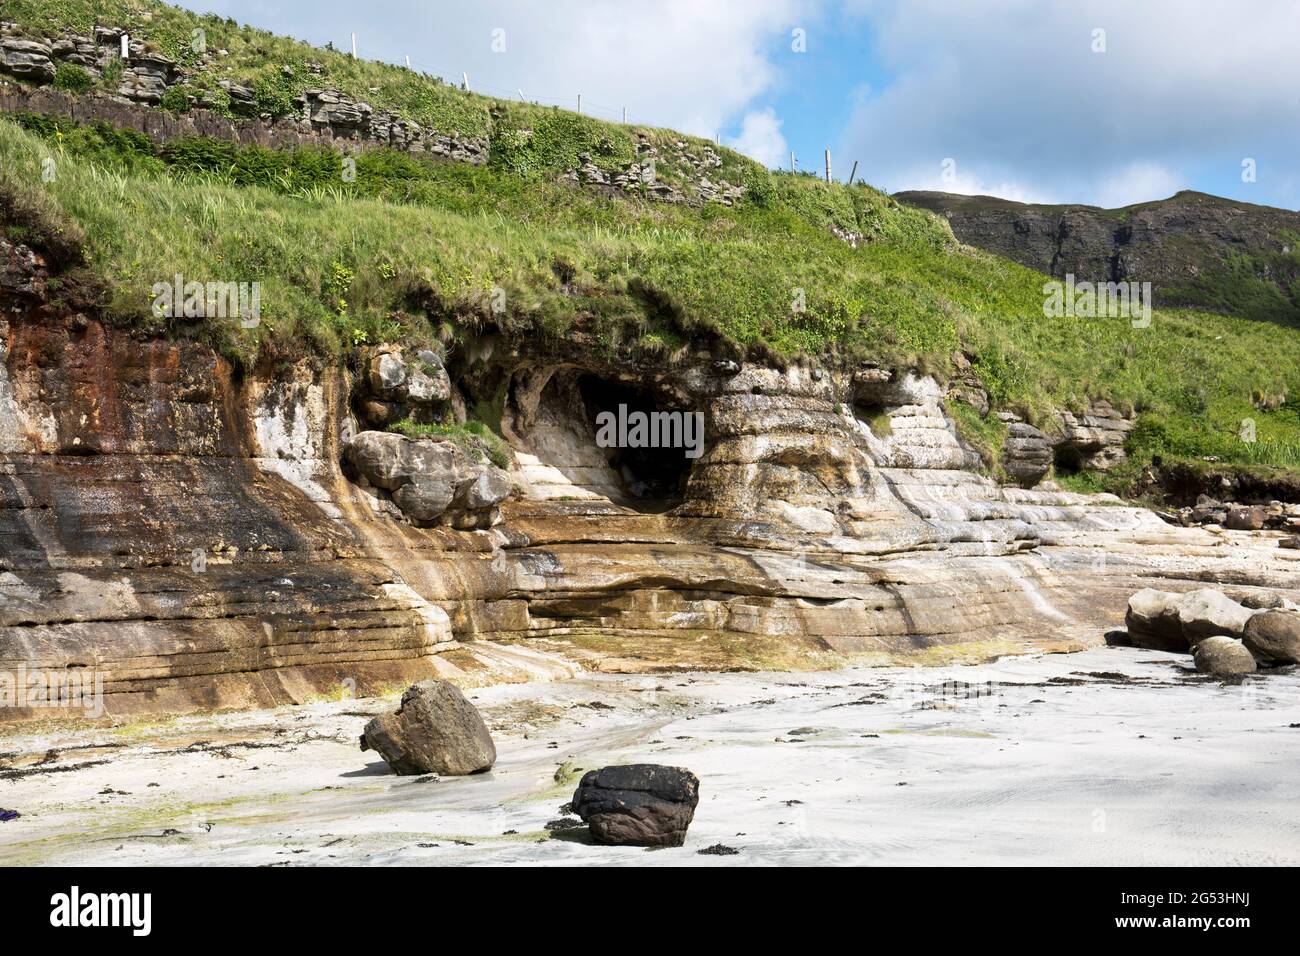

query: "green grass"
(0, 112), (956, 370)
(2, 0), (760, 198)
(948, 401), (1007, 477)
(390, 420), (512, 469)
(6, 113), (1300, 472)
(1238, 437), (1300, 468)
(4, 2), (1300, 476)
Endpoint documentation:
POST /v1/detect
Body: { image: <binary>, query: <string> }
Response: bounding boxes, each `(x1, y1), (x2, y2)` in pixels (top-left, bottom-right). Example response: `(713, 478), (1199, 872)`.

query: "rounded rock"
(1243, 610), (1300, 665)
(1192, 636), (1257, 676)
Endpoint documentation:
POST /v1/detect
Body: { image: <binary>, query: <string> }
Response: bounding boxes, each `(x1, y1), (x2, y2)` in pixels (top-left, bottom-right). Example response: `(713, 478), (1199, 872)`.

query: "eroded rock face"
(1193, 636), (1257, 676)
(571, 764), (700, 847)
(0, 314), (466, 719)
(343, 430), (509, 528)
(3, 248), (1300, 722)
(1057, 400), (1134, 472)
(0, 237), (49, 298)
(361, 679), (496, 775)
(116, 54), (174, 105)
(0, 36), (55, 83)
(999, 412), (1053, 487)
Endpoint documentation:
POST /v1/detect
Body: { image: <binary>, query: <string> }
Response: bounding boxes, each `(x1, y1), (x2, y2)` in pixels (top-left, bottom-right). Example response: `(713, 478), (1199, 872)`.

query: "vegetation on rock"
(4, 0), (1300, 485)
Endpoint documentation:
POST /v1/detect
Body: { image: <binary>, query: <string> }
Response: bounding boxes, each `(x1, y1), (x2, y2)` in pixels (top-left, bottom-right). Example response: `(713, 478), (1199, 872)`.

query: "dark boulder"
(1241, 592), (1287, 610)
(571, 764), (700, 847)
(1225, 506), (1267, 531)
(360, 679), (496, 775)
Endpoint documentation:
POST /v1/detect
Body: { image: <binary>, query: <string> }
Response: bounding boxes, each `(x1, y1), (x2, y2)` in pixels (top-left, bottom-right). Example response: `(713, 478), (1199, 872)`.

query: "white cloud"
(838, 0), (1300, 208)
(893, 161), (1055, 204)
(730, 108), (788, 169)
(205, 0), (818, 140)
(1095, 162), (1184, 209)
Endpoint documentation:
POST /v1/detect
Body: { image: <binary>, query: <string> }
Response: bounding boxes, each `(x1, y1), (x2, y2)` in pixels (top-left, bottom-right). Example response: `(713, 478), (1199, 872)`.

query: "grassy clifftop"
(5, 0), (761, 192)
(3, 1), (1300, 480)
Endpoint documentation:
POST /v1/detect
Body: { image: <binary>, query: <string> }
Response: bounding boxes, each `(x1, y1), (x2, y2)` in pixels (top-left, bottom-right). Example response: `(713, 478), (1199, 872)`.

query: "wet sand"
(1, 646), (1297, 866)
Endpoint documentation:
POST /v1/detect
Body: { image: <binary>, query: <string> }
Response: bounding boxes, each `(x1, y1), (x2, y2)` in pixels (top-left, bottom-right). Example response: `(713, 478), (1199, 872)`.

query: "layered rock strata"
(2, 282), (1299, 721)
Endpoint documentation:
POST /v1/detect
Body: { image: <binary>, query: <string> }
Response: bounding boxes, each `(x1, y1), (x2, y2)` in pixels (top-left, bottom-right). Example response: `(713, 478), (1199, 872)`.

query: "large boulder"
(452, 468), (512, 511)
(368, 350), (409, 400)
(1242, 610), (1300, 665)
(358, 346), (451, 427)
(999, 415), (1053, 487)
(1126, 588), (1255, 651)
(343, 430), (509, 528)
(1176, 588), (1255, 643)
(406, 351), (451, 404)
(1192, 637), (1257, 676)
(571, 764), (700, 847)
(344, 430), (446, 490)
(1225, 506), (1267, 531)
(1125, 589), (1187, 651)
(1241, 592), (1288, 610)
(360, 680), (496, 776)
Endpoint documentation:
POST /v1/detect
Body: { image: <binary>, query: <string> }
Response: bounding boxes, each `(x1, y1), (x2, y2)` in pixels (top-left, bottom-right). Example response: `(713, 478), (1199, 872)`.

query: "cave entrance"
(852, 397), (893, 439)
(1053, 444), (1084, 476)
(503, 367), (697, 513)
(576, 374), (696, 513)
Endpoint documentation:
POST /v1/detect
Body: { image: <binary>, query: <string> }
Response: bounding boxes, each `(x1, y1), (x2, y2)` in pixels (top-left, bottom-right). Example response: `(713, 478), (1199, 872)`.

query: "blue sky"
(195, 0), (1300, 210)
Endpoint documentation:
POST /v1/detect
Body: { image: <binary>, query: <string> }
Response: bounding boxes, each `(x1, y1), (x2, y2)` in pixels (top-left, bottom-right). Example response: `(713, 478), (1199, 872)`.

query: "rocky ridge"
(895, 189), (1300, 321)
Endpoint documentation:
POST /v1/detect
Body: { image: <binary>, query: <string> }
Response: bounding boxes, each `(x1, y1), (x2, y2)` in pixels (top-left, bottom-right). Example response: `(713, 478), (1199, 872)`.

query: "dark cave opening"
(1053, 444), (1084, 476)
(852, 398), (892, 438)
(577, 374), (697, 512)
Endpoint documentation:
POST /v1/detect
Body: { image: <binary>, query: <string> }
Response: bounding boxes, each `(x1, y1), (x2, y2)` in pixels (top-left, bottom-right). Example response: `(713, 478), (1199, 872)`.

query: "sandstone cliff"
(3, 7), (1300, 724)
(4, 245), (1297, 720)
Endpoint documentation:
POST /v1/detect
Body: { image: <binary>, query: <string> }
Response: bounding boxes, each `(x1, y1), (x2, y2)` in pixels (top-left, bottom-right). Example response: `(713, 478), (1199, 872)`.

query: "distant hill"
(896, 189), (1300, 325)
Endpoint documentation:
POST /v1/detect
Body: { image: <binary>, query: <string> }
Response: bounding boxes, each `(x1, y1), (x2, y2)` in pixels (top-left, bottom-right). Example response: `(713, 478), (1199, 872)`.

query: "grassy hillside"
(4, 0), (764, 194)
(3, 1), (1300, 482)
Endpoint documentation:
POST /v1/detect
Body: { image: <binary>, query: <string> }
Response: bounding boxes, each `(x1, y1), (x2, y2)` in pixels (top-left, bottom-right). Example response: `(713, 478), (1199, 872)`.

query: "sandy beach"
(2, 645), (1297, 866)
